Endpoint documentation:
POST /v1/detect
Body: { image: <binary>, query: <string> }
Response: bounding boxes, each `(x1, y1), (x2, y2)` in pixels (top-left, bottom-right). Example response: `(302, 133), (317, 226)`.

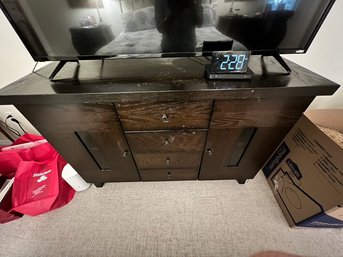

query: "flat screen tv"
(0, 0), (336, 62)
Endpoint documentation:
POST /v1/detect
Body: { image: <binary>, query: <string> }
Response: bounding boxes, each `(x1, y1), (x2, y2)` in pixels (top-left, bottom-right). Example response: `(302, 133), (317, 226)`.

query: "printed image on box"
(271, 168), (322, 224)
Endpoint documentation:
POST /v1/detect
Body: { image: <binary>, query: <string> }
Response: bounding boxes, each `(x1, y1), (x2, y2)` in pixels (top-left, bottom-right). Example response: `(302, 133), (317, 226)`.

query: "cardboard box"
(262, 110), (343, 228)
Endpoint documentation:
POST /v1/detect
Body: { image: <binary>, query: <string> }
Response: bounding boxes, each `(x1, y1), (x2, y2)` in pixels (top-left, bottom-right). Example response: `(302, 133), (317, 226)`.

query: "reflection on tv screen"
(0, 0), (335, 60)
(267, 0), (297, 11)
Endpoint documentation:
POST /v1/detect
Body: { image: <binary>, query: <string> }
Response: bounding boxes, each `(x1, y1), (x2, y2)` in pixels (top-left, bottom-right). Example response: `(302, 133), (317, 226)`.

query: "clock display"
(211, 51), (251, 73)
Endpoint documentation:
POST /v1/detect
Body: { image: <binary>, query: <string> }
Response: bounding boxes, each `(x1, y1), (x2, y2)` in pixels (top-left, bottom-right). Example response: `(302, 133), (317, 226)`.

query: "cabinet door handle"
(207, 148), (213, 157)
(122, 150), (129, 158)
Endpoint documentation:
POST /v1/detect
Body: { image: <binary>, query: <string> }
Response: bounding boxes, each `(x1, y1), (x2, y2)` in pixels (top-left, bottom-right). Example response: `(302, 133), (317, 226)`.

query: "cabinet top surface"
(0, 56), (339, 104)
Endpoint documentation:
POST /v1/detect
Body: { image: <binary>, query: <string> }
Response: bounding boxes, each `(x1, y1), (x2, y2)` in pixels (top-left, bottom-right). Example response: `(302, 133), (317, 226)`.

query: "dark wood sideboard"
(0, 56), (339, 187)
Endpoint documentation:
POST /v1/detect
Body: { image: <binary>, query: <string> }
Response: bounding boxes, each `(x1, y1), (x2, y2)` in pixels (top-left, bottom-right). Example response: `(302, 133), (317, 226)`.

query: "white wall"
(0, 0), (342, 137)
(285, 0), (343, 109)
(0, 10), (37, 89)
(0, 9), (41, 137)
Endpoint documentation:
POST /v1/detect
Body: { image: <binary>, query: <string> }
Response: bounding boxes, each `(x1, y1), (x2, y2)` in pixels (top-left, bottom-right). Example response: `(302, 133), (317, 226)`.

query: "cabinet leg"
(94, 182), (105, 188)
(237, 179), (247, 184)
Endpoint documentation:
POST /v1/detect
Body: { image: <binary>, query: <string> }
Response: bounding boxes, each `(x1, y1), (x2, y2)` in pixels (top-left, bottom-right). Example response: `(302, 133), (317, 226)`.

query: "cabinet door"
(16, 104), (140, 184)
(200, 97), (314, 181)
(199, 127), (291, 180)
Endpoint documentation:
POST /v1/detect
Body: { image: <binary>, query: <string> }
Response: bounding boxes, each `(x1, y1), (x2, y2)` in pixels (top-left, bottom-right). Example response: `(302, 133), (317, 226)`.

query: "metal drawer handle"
(163, 136), (175, 146)
(166, 157), (170, 165)
(161, 114), (170, 122)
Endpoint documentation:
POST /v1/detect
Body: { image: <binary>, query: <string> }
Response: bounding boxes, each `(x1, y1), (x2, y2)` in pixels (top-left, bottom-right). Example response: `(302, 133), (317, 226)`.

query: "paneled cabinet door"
(199, 127), (291, 182)
(15, 103), (140, 184)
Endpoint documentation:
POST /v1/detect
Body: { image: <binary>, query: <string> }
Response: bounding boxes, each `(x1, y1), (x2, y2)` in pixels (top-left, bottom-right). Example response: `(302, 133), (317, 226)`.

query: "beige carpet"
(1, 172), (342, 257)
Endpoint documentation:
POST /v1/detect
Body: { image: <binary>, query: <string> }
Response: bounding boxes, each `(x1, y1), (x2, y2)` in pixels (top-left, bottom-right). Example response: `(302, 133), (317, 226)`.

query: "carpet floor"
(0, 171), (342, 257)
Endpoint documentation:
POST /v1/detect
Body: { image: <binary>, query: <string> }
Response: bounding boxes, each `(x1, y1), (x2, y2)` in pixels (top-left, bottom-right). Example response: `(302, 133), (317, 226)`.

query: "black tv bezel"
(0, 0), (336, 62)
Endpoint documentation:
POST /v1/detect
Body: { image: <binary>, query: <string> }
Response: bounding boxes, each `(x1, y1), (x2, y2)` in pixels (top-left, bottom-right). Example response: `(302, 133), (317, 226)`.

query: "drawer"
(126, 130), (206, 153)
(134, 152), (202, 170)
(21, 104), (120, 133)
(139, 168), (198, 181)
(115, 100), (212, 131)
(211, 98), (313, 128)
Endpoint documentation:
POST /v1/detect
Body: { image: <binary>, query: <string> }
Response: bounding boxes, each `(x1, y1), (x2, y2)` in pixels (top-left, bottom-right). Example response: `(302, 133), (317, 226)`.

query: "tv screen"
(0, 0), (335, 61)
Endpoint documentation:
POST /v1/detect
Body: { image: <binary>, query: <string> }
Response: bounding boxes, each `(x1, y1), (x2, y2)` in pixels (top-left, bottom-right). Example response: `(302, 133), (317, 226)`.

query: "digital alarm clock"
(205, 51), (253, 80)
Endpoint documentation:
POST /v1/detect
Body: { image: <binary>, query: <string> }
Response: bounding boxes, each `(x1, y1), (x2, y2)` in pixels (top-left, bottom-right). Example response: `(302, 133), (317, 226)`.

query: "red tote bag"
(10, 137), (75, 216)
(0, 151), (22, 179)
(0, 134), (47, 178)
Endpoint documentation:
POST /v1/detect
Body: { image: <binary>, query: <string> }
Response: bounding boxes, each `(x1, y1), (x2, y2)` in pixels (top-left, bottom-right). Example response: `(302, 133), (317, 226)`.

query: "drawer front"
(211, 97), (313, 128)
(139, 168), (198, 181)
(134, 152), (202, 170)
(116, 100), (212, 131)
(126, 130), (207, 153)
(19, 104), (120, 133)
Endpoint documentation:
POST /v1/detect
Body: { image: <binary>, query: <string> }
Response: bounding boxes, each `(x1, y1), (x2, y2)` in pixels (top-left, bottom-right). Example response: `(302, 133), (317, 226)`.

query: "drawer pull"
(163, 136), (175, 146)
(167, 171), (171, 179)
(166, 157), (171, 165)
(161, 114), (170, 122)
(163, 139), (170, 146)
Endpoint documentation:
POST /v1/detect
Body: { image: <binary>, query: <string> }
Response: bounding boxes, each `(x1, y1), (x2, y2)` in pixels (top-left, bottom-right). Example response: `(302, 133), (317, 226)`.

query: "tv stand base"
(262, 54), (292, 74)
(49, 60), (80, 81)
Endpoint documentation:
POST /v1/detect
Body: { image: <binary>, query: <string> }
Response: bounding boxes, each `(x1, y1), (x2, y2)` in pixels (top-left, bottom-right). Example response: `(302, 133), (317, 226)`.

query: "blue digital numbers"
(220, 54), (247, 71)
(212, 51), (250, 74)
(228, 55), (238, 70)
(220, 55), (230, 71)
(236, 54), (246, 70)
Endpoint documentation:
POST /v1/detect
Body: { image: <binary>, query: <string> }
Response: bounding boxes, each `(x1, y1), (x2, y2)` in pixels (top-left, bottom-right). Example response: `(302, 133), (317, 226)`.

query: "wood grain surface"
(116, 100), (212, 131)
(3, 57), (339, 184)
(211, 97), (313, 128)
(134, 152), (202, 170)
(139, 168), (199, 181)
(126, 130), (207, 153)
(199, 127), (291, 180)
(16, 104), (140, 183)
(16, 103), (119, 133)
